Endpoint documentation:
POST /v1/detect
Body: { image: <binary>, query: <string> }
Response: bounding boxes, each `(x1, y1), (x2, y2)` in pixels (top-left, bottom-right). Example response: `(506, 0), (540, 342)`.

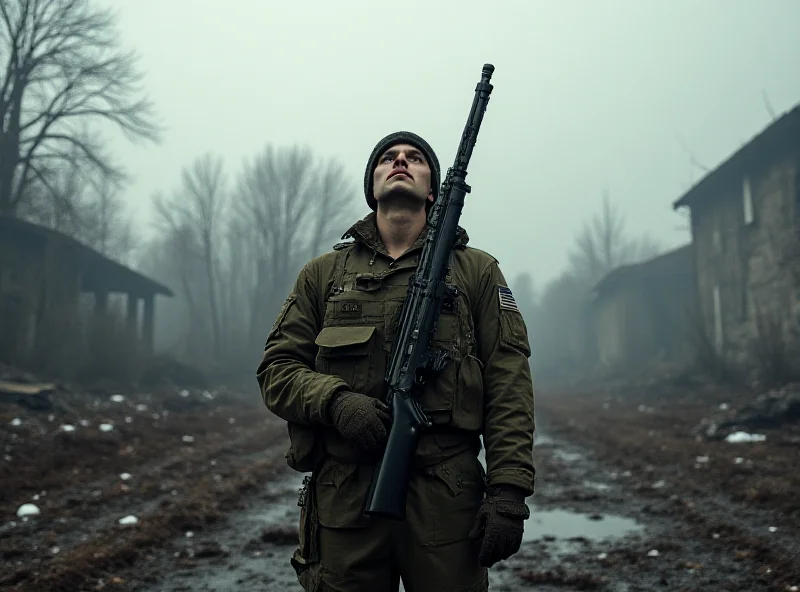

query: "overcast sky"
(108, 0), (800, 287)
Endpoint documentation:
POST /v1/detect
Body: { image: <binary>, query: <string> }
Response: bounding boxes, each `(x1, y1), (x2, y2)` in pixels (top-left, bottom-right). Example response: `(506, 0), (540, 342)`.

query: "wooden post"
(142, 294), (154, 352)
(126, 294), (138, 337)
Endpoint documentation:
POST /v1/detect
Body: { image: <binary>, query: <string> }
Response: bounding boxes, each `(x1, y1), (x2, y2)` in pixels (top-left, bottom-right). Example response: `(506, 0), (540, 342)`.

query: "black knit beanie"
(363, 131), (441, 211)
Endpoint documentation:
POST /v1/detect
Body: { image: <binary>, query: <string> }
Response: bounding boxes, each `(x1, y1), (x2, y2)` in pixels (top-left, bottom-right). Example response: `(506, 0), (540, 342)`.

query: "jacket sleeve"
(256, 260), (347, 426)
(473, 260), (536, 496)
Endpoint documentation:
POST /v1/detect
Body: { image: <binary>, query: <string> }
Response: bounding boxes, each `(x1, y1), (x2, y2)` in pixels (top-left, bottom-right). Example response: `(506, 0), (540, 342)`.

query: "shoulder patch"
(498, 285), (520, 313)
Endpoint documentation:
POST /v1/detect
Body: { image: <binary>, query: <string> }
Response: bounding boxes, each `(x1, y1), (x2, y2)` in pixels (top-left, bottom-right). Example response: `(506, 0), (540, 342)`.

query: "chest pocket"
(315, 325), (376, 396)
(314, 290), (384, 398)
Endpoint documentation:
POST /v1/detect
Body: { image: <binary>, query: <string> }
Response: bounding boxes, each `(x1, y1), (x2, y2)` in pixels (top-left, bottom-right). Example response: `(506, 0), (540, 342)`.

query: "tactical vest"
(286, 240), (485, 471)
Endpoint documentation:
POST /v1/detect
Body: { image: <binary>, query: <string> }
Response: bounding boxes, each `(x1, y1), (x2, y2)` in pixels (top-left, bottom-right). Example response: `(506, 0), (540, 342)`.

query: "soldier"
(257, 131), (535, 592)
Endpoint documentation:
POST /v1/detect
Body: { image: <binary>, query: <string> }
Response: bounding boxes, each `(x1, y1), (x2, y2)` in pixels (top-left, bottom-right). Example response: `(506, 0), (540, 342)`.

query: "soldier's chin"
(378, 189), (427, 212)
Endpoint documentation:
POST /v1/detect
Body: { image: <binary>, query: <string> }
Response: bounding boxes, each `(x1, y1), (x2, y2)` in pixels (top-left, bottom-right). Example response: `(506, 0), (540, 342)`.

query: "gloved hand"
(468, 485), (530, 567)
(328, 391), (391, 455)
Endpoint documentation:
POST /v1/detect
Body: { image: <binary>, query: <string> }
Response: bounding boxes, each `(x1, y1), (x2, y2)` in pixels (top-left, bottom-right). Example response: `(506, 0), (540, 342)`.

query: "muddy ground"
(1, 375), (798, 591)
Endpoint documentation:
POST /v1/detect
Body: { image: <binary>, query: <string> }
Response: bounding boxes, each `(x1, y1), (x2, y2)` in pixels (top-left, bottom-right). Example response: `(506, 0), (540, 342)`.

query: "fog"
(2, 0), (800, 385)
(110, 0), (800, 284)
(3, 4), (800, 587)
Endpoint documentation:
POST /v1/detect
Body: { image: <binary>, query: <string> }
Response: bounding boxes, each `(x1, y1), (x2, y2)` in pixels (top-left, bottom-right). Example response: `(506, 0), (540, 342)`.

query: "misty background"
(3, 0), (800, 386)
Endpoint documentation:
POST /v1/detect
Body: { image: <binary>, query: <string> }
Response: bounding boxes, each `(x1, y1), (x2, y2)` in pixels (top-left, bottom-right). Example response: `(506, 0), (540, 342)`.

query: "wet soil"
(2, 379), (798, 591)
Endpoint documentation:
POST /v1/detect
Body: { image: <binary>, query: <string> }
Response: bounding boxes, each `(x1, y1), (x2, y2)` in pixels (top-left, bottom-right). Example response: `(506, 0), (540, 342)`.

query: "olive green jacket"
(257, 213), (536, 495)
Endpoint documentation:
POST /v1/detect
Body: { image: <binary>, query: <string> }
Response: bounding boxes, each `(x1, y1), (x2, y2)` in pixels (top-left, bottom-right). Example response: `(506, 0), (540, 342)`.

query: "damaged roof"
(592, 244), (692, 298)
(0, 215), (174, 297)
(672, 103), (800, 210)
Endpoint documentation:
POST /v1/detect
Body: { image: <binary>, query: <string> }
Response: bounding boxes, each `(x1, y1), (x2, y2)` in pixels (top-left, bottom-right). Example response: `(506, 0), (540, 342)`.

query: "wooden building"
(0, 215), (173, 371)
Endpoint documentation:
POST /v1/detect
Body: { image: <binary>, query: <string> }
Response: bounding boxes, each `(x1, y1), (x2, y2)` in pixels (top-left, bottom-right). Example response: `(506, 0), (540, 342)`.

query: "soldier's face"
(372, 143), (433, 209)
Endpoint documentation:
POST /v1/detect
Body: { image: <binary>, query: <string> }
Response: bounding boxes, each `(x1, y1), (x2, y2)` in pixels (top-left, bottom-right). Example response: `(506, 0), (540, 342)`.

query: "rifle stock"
(364, 64), (496, 520)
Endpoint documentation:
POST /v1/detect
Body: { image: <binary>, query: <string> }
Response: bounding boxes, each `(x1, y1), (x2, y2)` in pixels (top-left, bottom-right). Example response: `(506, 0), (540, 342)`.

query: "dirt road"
(2, 381), (798, 591)
(110, 427), (796, 592)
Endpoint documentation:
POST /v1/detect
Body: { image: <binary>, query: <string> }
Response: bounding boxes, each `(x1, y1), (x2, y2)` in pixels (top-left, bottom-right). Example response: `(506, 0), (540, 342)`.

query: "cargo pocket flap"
(316, 461), (358, 488)
(315, 325), (375, 349)
(315, 461), (368, 528)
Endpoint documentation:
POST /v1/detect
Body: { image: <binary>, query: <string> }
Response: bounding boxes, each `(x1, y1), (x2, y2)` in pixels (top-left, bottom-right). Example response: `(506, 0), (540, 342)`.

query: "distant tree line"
(141, 149), (358, 379)
(1, 0), (665, 387)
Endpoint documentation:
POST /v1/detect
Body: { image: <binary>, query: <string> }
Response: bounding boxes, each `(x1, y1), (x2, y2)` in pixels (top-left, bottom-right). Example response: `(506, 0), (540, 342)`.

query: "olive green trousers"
(293, 449), (489, 592)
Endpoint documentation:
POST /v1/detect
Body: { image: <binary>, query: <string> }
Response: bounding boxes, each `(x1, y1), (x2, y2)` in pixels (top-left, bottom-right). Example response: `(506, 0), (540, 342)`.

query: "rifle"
(364, 63), (496, 519)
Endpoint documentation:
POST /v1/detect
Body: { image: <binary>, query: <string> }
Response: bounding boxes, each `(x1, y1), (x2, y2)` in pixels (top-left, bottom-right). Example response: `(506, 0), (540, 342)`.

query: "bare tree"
(568, 191), (662, 286)
(16, 152), (86, 232)
(306, 158), (359, 259)
(17, 154), (138, 262)
(236, 144), (357, 345)
(153, 154), (227, 361)
(140, 145), (358, 376)
(0, 0), (160, 215)
(79, 174), (137, 262)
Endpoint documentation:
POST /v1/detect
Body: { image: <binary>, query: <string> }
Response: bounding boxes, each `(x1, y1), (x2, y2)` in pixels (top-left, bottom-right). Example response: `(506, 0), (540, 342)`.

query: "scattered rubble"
(694, 385), (800, 440)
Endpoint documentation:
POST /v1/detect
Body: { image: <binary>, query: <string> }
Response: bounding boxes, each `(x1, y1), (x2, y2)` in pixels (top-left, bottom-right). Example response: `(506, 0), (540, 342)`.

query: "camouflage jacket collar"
(341, 212), (469, 258)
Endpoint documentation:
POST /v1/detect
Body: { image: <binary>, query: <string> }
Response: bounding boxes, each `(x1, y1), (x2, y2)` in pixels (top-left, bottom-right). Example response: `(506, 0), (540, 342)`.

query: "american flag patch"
(498, 286), (520, 313)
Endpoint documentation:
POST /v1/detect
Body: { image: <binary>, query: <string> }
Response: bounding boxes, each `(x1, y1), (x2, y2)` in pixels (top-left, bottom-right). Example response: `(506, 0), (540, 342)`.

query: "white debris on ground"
(120, 473), (132, 481)
(182, 435), (195, 443)
(16, 503), (40, 518)
(725, 431), (766, 443)
(647, 549), (659, 557)
(10, 418), (21, 426)
(179, 390), (190, 398)
(118, 515), (139, 526)
(60, 424), (76, 432)
(769, 526), (777, 533)
(99, 423), (114, 432)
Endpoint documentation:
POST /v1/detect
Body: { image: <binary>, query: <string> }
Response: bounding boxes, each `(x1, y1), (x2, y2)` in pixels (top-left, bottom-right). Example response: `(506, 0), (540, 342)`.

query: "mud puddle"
(119, 432), (651, 592)
(524, 508), (641, 543)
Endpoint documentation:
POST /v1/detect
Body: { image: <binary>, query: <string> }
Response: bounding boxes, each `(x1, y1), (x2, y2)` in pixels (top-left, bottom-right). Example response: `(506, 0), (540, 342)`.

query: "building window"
(743, 176), (754, 225)
(713, 285), (723, 352)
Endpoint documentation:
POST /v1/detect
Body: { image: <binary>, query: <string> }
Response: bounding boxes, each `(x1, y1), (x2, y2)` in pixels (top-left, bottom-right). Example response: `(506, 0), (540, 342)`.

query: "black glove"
(328, 391), (391, 455)
(468, 485), (530, 567)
